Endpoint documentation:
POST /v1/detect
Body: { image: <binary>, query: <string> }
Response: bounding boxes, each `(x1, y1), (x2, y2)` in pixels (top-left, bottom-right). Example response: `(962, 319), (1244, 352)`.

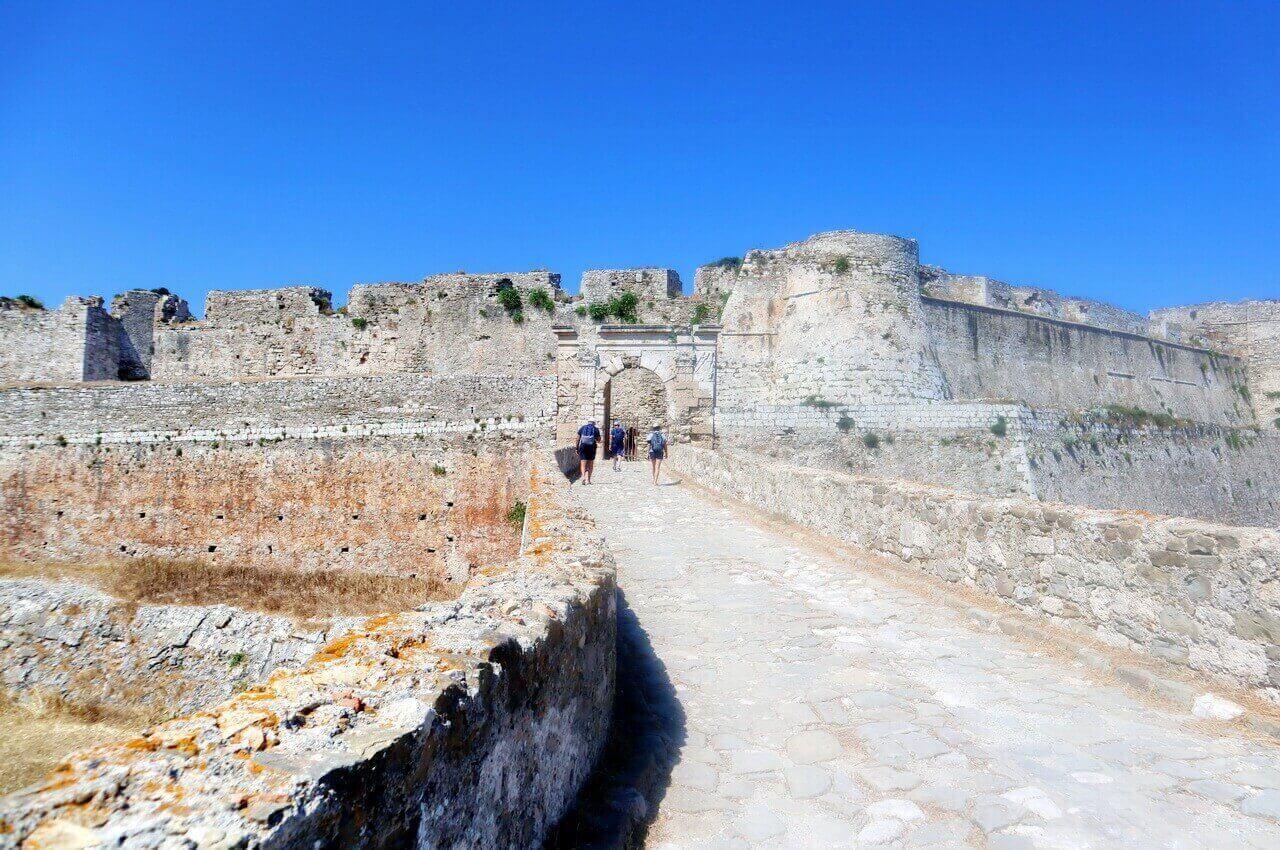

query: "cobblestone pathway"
(576, 464), (1280, 849)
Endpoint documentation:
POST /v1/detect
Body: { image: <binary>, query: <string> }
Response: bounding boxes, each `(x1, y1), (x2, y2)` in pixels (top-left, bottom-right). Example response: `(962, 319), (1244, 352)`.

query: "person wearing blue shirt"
(610, 421), (627, 471)
(576, 420), (600, 484)
(646, 423), (668, 485)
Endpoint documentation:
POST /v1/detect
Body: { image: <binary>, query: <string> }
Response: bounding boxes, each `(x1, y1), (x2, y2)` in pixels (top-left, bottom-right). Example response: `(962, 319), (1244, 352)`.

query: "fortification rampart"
(676, 445), (1280, 704)
(1150, 300), (1280, 426)
(924, 296), (1252, 426)
(0, 465), (617, 849)
(152, 273), (564, 381)
(0, 375), (555, 583)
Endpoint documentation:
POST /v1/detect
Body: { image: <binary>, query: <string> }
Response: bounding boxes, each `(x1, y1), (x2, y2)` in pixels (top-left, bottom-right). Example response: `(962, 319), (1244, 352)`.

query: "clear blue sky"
(2, 1), (1277, 316)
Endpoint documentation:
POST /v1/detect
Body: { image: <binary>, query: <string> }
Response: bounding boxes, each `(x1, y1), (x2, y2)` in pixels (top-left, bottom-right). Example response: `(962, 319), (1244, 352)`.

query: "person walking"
(610, 420), (627, 472)
(577, 420), (600, 484)
(645, 422), (668, 485)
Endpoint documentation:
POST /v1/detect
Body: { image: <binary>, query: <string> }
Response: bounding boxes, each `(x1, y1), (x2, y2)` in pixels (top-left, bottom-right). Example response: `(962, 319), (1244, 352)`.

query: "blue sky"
(2, 1), (1276, 316)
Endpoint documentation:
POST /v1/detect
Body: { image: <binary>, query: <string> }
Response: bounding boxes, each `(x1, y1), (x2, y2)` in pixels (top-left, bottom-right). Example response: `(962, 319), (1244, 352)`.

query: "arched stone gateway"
(604, 366), (668, 433)
(554, 324), (720, 446)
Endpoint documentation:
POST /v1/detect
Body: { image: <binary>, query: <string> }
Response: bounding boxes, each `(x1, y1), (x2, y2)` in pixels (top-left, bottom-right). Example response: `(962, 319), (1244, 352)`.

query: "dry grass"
(0, 693), (134, 794)
(0, 557), (455, 619)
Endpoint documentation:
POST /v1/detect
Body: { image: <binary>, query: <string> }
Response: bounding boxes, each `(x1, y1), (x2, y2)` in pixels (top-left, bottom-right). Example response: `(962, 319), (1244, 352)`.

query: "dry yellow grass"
(0, 694), (134, 794)
(0, 556), (456, 619)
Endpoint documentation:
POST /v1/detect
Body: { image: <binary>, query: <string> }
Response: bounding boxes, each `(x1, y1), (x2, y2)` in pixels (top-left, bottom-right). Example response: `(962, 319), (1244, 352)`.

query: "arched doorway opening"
(602, 366), (669, 436)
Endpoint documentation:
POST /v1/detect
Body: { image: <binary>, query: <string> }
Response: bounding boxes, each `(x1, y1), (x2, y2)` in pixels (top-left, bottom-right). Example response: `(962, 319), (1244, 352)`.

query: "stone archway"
(604, 366), (669, 433)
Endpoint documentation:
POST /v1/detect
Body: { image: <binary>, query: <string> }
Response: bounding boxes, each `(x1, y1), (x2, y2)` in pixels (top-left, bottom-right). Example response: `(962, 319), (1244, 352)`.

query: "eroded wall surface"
(0, 579), (359, 719)
(676, 445), (1280, 703)
(152, 274), (564, 381)
(0, 298), (119, 384)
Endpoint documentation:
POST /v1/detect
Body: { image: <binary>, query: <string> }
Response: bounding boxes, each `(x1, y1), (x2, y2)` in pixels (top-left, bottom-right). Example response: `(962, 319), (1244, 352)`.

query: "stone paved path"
(576, 463), (1280, 849)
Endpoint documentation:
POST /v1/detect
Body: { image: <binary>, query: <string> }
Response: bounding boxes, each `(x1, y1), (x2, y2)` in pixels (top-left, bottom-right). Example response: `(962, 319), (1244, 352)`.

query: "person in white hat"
(645, 422), (668, 485)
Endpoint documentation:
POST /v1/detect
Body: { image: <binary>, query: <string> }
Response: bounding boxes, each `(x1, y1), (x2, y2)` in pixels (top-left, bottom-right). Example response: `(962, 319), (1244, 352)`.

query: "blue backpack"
(649, 431), (667, 453)
(579, 423), (598, 445)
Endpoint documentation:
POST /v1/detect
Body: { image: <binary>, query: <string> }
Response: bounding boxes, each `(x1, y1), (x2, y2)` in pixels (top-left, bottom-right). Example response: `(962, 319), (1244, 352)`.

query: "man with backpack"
(610, 420), (627, 472)
(576, 420), (600, 484)
(646, 422), (668, 485)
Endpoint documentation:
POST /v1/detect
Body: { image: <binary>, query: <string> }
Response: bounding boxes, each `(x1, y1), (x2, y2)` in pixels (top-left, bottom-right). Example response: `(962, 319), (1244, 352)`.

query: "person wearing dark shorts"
(609, 421), (627, 471)
(577, 420), (600, 484)
(645, 422), (668, 485)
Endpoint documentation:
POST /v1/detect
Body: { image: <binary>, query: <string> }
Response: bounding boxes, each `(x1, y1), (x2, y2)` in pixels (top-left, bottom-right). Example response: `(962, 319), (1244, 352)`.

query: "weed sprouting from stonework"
(350, 317), (368, 330)
(506, 501), (527, 529)
(54, 435), (67, 447)
(608, 292), (639, 324)
(801, 395), (837, 409)
(862, 432), (881, 450)
(836, 414), (854, 432)
(431, 464), (447, 476)
(587, 302), (611, 322)
(227, 652), (246, 668)
(832, 255), (852, 274)
(497, 285), (524, 320)
(692, 303), (711, 325)
(528, 288), (555, 313)
(990, 416), (1008, 437)
(710, 256), (742, 269)
(575, 305), (588, 317)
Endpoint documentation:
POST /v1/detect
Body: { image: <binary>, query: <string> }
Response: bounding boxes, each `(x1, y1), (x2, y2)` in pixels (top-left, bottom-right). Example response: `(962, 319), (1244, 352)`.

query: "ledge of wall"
(0, 465), (617, 848)
(675, 445), (1280, 704)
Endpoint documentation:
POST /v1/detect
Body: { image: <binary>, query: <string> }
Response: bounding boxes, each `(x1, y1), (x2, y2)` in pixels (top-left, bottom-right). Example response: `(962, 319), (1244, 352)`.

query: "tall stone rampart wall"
(0, 375), (556, 583)
(0, 465), (617, 849)
(923, 297), (1253, 426)
(676, 445), (1280, 704)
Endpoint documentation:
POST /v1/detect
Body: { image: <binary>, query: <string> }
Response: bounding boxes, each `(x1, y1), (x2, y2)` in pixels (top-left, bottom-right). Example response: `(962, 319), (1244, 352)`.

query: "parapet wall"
(676, 445), (1280, 703)
(0, 465), (617, 849)
(923, 297), (1252, 426)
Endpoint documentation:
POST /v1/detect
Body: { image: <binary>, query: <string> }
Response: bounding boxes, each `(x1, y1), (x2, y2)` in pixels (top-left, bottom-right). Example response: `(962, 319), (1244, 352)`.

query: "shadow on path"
(544, 589), (685, 849)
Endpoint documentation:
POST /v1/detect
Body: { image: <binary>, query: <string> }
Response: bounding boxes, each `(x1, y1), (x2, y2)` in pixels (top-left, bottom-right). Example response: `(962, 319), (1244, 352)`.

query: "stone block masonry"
(0, 297), (120, 384)
(0, 465), (617, 849)
(676, 444), (1280, 704)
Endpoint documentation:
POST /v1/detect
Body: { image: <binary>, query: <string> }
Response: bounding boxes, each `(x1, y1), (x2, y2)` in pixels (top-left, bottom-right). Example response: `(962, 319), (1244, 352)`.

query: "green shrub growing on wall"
(496, 285), (524, 324)
(506, 500), (527, 529)
(528, 287), (555, 313)
(862, 432), (880, 450)
(14, 294), (44, 309)
(990, 415), (1008, 437)
(587, 302), (611, 322)
(431, 464), (447, 476)
(710, 256), (742, 269)
(832, 256), (851, 274)
(608, 292), (639, 324)
(836, 414), (855, 432)
(350, 317), (368, 330)
(692, 303), (711, 325)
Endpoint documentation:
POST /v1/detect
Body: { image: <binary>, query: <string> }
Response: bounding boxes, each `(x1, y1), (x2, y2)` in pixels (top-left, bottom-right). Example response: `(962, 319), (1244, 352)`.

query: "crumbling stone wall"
(1150, 300), (1280, 428)
(0, 578), (358, 719)
(677, 444), (1280, 703)
(109, 289), (191, 380)
(0, 297), (120, 384)
(153, 273), (563, 381)
(0, 467), (616, 850)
